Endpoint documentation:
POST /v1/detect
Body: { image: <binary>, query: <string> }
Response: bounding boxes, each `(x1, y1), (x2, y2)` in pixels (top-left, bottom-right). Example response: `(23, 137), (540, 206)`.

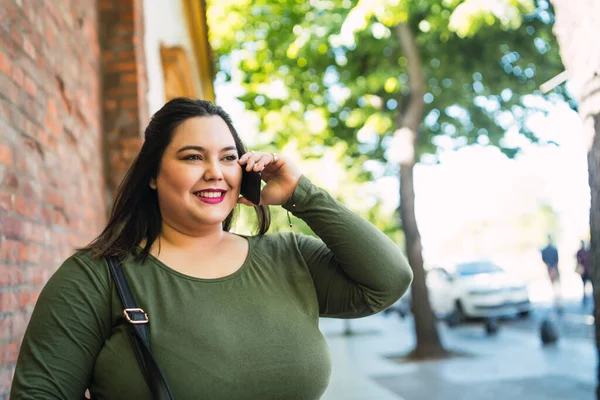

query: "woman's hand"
(238, 151), (302, 206)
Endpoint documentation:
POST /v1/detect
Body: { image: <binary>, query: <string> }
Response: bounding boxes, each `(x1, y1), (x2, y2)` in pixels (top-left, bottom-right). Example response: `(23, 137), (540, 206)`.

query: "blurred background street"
(320, 292), (594, 399)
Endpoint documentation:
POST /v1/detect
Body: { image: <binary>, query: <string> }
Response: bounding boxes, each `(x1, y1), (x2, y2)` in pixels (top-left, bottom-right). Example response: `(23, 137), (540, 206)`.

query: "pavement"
(318, 303), (596, 400)
(510, 301), (594, 341)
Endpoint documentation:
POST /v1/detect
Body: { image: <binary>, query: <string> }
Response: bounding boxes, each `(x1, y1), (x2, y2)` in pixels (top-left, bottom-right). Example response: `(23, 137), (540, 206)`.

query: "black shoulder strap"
(106, 257), (175, 400)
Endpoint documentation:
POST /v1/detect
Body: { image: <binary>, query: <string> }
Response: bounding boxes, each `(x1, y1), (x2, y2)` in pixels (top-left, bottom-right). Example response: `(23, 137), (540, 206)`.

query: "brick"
(0, 144), (11, 165)
(108, 61), (136, 72)
(120, 72), (137, 84)
(0, 368), (12, 394)
(45, 189), (63, 208)
(21, 221), (35, 242)
(27, 243), (39, 263)
(23, 76), (36, 97)
(23, 38), (36, 60)
(0, 317), (9, 340)
(46, 98), (57, 117)
(0, 240), (17, 264)
(120, 97), (138, 109)
(11, 66), (23, 87)
(0, 267), (9, 286)
(9, 24), (22, 47)
(0, 100), (10, 121)
(27, 200), (39, 219)
(98, 0), (114, 11)
(40, 206), (52, 224)
(0, 292), (18, 313)
(117, 50), (135, 60)
(119, 11), (134, 21)
(21, 181), (40, 200)
(17, 242), (28, 263)
(17, 289), (36, 311)
(11, 266), (23, 285)
(8, 104), (24, 132)
(0, 215), (24, 240)
(11, 312), (27, 338)
(3, 341), (18, 364)
(2, 170), (19, 192)
(0, 265), (20, 286)
(23, 266), (42, 285)
(13, 196), (27, 216)
(0, 50), (10, 76)
(0, 74), (19, 105)
(44, 25), (55, 48)
(0, 192), (13, 212)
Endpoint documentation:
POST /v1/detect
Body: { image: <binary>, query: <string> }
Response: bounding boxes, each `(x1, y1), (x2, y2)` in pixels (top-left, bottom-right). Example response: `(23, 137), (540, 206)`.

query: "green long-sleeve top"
(11, 176), (413, 400)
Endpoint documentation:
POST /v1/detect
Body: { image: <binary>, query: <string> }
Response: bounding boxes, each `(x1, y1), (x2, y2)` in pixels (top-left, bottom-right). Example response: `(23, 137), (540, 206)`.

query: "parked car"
(427, 261), (531, 325)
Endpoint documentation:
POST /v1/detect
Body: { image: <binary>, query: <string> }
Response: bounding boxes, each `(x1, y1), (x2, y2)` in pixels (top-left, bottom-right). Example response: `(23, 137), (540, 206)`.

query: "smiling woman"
(10, 98), (413, 400)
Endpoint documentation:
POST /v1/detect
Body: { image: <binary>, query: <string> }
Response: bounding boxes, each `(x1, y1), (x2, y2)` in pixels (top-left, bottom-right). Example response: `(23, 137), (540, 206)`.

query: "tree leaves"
(207, 0), (568, 231)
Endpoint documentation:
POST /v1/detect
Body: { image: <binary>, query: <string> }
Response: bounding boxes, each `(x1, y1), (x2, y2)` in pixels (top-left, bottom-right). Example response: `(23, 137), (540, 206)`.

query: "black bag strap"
(106, 257), (175, 400)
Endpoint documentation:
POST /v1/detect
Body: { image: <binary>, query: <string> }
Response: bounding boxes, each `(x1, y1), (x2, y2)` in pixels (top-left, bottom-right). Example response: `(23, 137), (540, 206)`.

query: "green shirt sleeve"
(10, 254), (112, 399)
(283, 175), (413, 318)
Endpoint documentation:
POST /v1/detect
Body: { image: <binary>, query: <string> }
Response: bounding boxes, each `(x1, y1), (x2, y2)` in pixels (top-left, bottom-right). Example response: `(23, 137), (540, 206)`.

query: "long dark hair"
(81, 98), (270, 261)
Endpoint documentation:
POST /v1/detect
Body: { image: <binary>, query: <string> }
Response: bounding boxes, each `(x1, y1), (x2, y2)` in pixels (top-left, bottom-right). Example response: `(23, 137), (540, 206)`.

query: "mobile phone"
(240, 168), (262, 205)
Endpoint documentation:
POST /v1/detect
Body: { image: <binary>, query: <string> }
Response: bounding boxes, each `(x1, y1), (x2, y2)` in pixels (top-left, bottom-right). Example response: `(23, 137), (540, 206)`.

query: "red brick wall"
(99, 0), (148, 196)
(0, 0), (105, 394)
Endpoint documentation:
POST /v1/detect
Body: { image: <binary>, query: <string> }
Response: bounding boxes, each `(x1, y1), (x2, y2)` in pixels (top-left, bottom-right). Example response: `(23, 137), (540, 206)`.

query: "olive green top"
(11, 176), (412, 399)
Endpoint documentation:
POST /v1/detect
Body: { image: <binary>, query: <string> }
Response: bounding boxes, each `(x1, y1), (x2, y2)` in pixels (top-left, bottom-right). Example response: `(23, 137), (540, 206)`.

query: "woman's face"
(150, 116), (242, 232)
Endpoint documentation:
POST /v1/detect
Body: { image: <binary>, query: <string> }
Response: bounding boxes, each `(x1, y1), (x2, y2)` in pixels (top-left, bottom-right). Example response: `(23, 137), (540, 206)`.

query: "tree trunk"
(590, 115), (600, 400)
(395, 22), (447, 359)
(399, 164), (446, 358)
(547, 1), (600, 394)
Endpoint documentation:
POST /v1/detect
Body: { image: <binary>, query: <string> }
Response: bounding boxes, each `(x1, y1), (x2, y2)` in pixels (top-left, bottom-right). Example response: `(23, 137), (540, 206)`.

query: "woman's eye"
(223, 155), (238, 161)
(184, 154), (202, 161)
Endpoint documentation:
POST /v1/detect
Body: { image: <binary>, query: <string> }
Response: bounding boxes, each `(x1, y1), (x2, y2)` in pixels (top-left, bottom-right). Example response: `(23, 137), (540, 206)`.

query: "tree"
(207, 0), (569, 358)
(550, 0), (600, 396)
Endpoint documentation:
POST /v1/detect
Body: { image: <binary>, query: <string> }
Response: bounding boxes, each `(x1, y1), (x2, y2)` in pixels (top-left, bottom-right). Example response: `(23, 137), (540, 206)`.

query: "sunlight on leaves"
(449, 0), (535, 37)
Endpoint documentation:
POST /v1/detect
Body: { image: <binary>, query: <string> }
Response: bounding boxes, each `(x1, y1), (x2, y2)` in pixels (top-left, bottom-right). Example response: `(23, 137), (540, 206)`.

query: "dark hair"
(81, 98), (270, 261)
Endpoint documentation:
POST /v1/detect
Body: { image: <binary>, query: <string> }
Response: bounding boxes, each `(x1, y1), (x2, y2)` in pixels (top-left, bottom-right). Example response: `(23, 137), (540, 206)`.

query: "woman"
(11, 98), (413, 399)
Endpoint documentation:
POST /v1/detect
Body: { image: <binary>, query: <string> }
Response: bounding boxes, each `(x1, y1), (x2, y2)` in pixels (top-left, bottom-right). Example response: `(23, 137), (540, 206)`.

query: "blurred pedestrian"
(541, 235), (562, 312)
(576, 240), (591, 305)
(10, 98), (413, 399)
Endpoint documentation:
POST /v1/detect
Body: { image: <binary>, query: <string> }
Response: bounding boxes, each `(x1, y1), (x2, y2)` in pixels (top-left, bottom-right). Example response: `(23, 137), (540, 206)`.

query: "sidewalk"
(319, 313), (595, 400)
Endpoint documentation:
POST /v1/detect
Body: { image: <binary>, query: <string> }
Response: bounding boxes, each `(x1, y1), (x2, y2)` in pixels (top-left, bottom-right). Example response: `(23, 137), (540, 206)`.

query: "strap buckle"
(123, 308), (149, 324)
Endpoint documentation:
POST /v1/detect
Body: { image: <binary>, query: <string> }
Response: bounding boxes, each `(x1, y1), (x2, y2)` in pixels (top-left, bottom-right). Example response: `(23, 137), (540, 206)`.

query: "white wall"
(143, 0), (203, 115)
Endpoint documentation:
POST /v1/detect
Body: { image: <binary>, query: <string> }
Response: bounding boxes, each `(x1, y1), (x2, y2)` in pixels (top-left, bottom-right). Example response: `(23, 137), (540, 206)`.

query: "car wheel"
(447, 300), (464, 327)
(485, 317), (500, 335)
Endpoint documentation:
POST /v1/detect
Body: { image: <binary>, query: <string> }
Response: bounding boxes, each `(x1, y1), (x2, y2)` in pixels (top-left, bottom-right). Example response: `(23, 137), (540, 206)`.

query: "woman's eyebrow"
(176, 145), (237, 154)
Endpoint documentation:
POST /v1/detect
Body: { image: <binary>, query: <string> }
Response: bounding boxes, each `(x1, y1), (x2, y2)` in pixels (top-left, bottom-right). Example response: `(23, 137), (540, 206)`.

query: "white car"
(426, 261), (531, 324)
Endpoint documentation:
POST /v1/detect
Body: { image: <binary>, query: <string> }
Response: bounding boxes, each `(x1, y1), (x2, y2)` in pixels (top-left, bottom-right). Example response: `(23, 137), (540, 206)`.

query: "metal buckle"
(123, 308), (149, 324)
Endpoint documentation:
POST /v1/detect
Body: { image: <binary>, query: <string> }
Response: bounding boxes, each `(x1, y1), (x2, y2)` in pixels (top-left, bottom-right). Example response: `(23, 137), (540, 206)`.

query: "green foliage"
(208, 0), (569, 232)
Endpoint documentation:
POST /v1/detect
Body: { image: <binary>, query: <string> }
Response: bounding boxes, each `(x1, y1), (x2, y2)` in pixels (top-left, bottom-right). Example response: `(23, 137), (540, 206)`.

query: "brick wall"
(0, 0), (149, 395)
(99, 0), (148, 197)
(0, 0), (106, 394)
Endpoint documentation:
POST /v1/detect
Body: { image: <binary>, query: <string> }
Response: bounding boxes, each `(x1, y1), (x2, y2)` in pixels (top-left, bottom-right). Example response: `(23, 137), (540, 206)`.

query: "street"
(319, 296), (595, 400)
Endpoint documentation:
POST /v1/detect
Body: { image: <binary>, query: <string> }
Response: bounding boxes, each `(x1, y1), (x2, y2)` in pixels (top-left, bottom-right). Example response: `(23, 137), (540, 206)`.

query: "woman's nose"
(203, 160), (224, 180)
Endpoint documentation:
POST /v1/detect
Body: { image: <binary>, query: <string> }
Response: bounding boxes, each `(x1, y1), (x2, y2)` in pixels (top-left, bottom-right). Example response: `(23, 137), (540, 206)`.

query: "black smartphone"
(240, 168), (262, 205)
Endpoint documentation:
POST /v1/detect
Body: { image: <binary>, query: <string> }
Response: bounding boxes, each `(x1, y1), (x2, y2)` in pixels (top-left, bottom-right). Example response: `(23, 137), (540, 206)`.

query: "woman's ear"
(149, 177), (157, 190)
